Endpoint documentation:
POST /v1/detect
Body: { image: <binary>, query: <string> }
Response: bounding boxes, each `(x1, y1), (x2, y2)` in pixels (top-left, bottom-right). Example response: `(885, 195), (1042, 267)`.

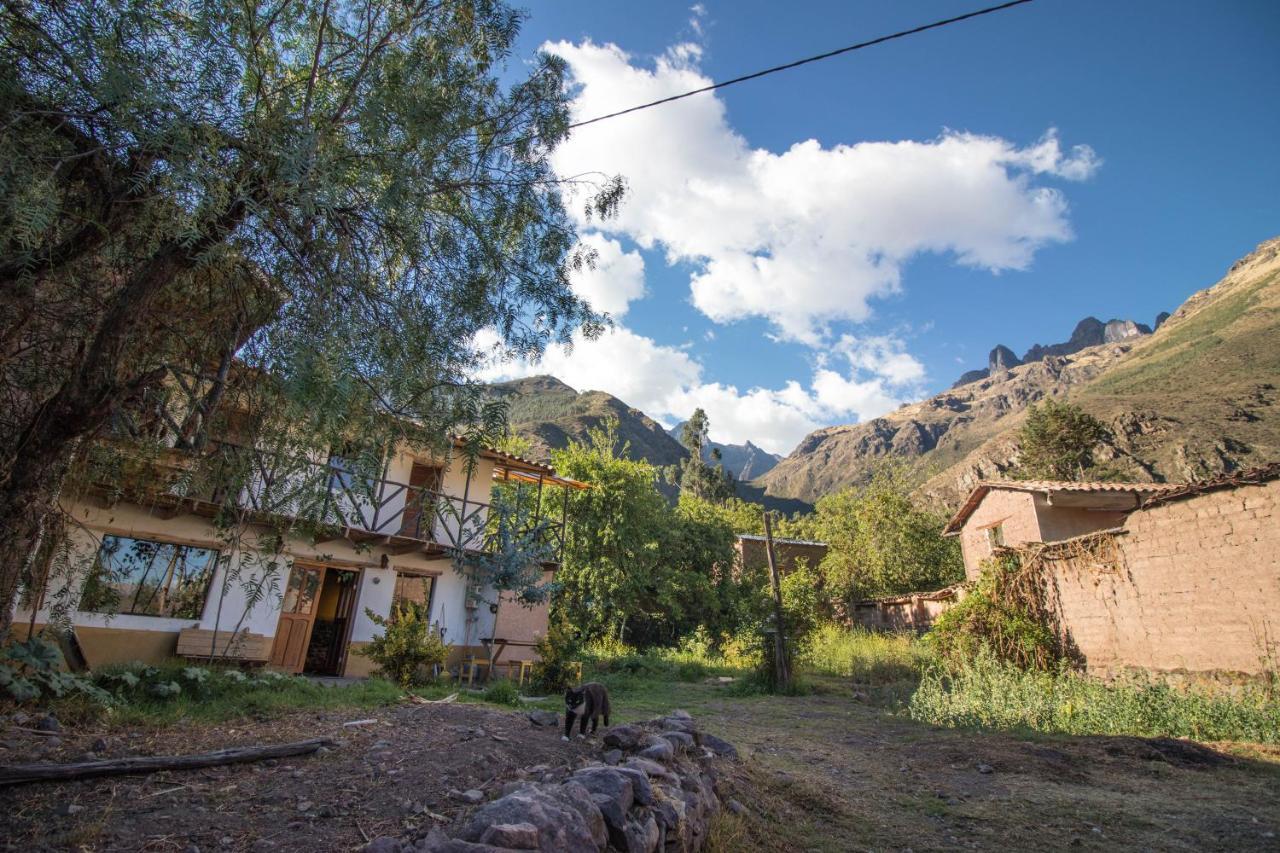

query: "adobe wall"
(735, 539), (829, 575)
(1031, 495), (1130, 542)
(850, 588), (963, 634)
(1046, 478), (1280, 676)
(958, 489), (1040, 579)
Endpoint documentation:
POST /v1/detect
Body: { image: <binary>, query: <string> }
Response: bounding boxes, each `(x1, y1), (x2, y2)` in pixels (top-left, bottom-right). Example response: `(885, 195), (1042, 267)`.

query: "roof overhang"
(943, 480), (1184, 536)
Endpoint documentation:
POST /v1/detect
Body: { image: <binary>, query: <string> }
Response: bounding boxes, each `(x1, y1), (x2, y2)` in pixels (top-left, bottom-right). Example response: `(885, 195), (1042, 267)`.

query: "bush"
(531, 618), (583, 692)
(357, 602), (449, 687)
(801, 623), (930, 687)
(482, 678), (521, 706)
(927, 553), (1063, 671)
(1, 636), (111, 707)
(909, 648), (1280, 743)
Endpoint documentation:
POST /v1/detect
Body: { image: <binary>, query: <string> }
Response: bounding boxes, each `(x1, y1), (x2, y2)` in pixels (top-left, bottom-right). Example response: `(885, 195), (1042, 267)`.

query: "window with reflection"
(79, 535), (218, 619)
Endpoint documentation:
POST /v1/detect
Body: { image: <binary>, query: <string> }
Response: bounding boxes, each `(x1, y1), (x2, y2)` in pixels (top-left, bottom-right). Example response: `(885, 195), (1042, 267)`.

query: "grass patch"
(910, 649), (1280, 743)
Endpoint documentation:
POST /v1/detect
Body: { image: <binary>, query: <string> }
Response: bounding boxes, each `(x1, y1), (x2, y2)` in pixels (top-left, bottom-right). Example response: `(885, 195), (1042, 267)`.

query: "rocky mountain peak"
(989, 344), (1022, 372)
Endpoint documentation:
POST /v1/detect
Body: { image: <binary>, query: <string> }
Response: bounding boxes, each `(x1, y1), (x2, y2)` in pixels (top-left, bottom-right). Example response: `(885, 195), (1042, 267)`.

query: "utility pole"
(763, 510), (790, 690)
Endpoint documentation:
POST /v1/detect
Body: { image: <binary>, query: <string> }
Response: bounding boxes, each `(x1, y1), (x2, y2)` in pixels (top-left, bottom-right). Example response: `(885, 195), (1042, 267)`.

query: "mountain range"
(493, 237), (1279, 512)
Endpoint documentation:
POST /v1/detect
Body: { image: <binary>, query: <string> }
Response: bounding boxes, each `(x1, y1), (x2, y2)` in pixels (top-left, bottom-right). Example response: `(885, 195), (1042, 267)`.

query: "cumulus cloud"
(545, 39), (1098, 342)
(571, 232), (646, 318)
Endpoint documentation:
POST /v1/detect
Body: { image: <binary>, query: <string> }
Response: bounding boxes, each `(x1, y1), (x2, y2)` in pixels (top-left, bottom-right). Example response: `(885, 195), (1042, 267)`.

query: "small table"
(479, 637), (537, 684)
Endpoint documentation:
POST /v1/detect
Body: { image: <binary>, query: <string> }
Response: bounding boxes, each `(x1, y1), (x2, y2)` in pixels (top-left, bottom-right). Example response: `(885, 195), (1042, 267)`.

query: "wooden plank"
(0, 739), (335, 786)
(175, 629), (270, 661)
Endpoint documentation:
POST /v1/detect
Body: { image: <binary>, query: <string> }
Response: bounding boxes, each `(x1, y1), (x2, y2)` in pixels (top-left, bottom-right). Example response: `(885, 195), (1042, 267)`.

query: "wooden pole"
(0, 738), (336, 786)
(763, 510), (790, 690)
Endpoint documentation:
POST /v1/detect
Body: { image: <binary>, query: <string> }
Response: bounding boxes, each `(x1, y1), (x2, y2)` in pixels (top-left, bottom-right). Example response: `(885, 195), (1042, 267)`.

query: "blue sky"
(479, 0), (1280, 455)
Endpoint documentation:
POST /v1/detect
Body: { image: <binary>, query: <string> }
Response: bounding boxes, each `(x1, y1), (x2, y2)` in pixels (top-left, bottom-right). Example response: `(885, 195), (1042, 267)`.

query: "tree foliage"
(551, 422), (739, 647)
(1014, 399), (1109, 481)
(809, 463), (963, 610)
(0, 0), (622, 629)
(668, 408), (734, 503)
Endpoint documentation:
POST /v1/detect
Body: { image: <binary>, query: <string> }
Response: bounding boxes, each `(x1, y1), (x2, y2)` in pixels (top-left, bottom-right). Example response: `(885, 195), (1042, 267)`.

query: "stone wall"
(1044, 477), (1280, 676)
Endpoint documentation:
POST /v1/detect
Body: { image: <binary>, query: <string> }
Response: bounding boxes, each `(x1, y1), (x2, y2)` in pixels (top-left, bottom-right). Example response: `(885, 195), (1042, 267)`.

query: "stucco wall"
(958, 489), (1041, 578)
(1044, 479), (1280, 676)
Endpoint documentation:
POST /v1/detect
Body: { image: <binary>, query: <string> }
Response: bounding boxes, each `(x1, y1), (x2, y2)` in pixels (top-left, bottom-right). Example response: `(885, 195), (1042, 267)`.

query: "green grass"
(909, 648), (1280, 743)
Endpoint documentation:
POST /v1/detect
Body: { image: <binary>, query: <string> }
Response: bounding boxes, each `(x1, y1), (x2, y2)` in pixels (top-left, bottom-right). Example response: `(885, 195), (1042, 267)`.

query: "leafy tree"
(811, 463), (963, 612)
(670, 408), (735, 502)
(1014, 399), (1109, 481)
(0, 0), (623, 632)
(550, 421), (739, 647)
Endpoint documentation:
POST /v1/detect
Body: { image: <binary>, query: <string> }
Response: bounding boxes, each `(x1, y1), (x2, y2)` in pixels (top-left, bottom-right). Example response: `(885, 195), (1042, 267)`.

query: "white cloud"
(545, 40), (1099, 342)
(476, 325), (923, 455)
(571, 232), (646, 317)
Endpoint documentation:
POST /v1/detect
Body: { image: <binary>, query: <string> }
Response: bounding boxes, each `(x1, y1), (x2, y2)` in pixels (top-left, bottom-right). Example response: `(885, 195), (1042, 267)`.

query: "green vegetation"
(1014, 398), (1109, 481)
(798, 462), (964, 608)
(357, 602), (450, 687)
(667, 408), (736, 502)
(910, 648), (1280, 743)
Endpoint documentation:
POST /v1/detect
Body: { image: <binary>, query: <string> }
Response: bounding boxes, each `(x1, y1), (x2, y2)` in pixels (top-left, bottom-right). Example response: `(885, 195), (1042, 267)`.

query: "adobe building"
(733, 534), (828, 577)
(943, 479), (1184, 579)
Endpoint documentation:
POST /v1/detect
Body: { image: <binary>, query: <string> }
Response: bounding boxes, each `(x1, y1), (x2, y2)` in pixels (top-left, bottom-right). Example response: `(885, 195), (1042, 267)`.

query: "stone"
(546, 781), (608, 850)
(659, 731), (694, 751)
(655, 716), (697, 735)
(727, 799), (749, 816)
(620, 757), (678, 785)
(976, 763), (994, 774)
(364, 837), (405, 853)
(622, 812), (660, 853)
(453, 789), (485, 804)
(698, 733), (738, 760)
(668, 709), (692, 721)
(569, 767), (634, 841)
(90, 737), (108, 753)
(525, 711), (559, 728)
(602, 749), (623, 766)
(34, 714), (60, 733)
(456, 786), (599, 853)
(611, 766), (654, 807)
(477, 823), (539, 850)
(637, 740), (673, 763)
(296, 801), (314, 813)
(55, 803), (86, 817)
(600, 725), (645, 751)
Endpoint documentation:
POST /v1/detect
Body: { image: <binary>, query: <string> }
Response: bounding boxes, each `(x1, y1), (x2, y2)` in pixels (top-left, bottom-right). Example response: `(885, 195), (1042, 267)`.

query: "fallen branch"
(407, 692), (457, 704)
(0, 738), (335, 786)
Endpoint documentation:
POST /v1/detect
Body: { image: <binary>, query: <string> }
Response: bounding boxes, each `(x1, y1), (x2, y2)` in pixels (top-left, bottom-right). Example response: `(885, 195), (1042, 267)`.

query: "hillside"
(759, 237), (1280, 508)
(489, 375), (689, 467)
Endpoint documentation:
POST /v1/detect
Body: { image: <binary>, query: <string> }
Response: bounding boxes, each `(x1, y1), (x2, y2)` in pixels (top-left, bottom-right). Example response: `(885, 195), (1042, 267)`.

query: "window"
(987, 524), (1006, 548)
(393, 572), (435, 618)
(79, 535), (218, 619)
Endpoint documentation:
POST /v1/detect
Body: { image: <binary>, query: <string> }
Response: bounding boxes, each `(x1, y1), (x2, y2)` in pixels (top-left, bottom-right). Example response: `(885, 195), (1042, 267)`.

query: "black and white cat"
(563, 682), (610, 740)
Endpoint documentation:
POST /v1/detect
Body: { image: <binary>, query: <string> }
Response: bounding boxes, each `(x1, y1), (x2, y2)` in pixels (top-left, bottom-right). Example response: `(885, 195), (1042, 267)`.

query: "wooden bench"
(176, 628), (271, 663)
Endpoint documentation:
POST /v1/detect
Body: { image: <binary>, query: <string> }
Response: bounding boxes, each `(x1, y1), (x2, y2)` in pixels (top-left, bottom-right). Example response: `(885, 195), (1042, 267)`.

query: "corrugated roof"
(942, 479), (1184, 536)
(736, 534), (829, 548)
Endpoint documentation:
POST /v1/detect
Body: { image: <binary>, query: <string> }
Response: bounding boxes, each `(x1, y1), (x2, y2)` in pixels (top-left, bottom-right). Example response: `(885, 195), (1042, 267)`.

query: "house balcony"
(90, 439), (580, 564)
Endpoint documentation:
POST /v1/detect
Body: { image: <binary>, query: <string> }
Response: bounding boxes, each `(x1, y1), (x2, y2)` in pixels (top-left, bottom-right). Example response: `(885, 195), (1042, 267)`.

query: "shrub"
(801, 623), (930, 686)
(357, 602), (449, 687)
(531, 618), (583, 692)
(1, 636), (111, 706)
(927, 553), (1063, 671)
(482, 678), (521, 706)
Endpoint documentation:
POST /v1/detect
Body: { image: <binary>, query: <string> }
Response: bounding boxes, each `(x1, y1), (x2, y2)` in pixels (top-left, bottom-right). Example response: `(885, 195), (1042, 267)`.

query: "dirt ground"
(3, 684), (1280, 852)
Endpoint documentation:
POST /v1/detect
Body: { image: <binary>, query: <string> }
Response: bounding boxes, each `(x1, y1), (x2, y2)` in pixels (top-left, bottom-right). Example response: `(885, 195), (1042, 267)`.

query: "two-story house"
(10, 373), (585, 679)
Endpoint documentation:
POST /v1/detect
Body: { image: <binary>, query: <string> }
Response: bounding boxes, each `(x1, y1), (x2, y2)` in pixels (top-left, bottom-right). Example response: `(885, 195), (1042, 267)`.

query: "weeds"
(910, 648), (1280, 743)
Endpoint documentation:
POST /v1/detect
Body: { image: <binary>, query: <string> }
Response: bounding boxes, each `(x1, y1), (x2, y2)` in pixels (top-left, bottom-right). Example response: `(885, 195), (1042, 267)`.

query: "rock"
(34, 715), (60, 733)
(659, 731), (694, 751)
(1155, 310), (1170, 330)
(90, 737), (108, 753)
(296, 801), (314, 813)
(602, 749), (623, 766)
(638, 740), (674, 763)
(976, 763), (994, 774)
(547, 781), (608, 849)
(453, 789), (485, 805)
(988, 344), (1021, 373)
(727, 799), (749, 816)
(621, 757), (678, 785)
(364, 837), (405, 853)
(668, 709), (692, 721)
(44, 736), (63, 749)
(55, 802), (86, 817)
(525, 711), (559, 728)
(698, 733), (738, 760)
(622, 812), (660, 853)
(11, 711), (30, 726)
(456, 786), (600, 853)
(478, 823), (539, 849)
(569, 767), (634, 842)
(612, 766), (654, 807)
(600, 724), (645, 751)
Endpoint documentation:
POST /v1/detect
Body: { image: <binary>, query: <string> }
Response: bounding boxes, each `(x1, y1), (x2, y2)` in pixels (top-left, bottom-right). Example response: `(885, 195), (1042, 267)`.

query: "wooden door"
(270, 564), (323, 672)
(399, 463), (443, 539)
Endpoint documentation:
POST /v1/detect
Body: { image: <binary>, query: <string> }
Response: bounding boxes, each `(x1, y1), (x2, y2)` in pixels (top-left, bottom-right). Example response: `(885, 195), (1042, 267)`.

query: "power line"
(567, 0), (1037, 130)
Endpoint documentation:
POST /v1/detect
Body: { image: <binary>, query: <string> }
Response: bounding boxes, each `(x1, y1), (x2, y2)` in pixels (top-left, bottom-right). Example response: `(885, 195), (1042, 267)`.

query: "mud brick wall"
(1048, 478), (1280, 676)
(851, 589), (962, 634)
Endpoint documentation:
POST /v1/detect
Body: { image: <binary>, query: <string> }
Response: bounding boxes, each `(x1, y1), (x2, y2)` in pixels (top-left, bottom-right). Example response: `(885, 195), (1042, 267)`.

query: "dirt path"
(2, 686), (1278, 852)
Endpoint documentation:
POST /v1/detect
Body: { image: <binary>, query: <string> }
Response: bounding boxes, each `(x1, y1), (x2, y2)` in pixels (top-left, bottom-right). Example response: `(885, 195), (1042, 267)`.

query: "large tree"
(0, 0), (621, 633)
(1014, 398), (1108, 481)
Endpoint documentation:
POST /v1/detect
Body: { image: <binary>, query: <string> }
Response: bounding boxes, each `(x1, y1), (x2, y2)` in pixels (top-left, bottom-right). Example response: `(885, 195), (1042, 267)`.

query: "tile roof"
(942, 479), (1184, 535)
(1138, 461), (1280, 509)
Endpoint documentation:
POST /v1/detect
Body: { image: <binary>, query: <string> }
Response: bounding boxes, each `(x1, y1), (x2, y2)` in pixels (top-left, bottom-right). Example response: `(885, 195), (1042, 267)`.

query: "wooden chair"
(462, 655), (490, 686)
(507, 659), (534, 687)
